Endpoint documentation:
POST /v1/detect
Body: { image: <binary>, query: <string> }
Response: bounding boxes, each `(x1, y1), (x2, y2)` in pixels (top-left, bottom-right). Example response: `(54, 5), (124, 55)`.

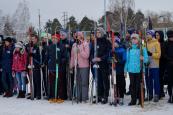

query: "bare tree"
(108, 0), (135, 37)
(3, 16), (14, 36)
(11, 0), (30, 41)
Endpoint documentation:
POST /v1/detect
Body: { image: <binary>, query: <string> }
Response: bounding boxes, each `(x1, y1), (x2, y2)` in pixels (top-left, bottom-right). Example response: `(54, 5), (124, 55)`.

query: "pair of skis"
(108, 32), (118, 106)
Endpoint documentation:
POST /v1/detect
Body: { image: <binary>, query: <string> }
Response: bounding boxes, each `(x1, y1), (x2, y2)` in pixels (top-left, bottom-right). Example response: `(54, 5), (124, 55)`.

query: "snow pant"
(33, 69), (41, 98)
(58, 67), (67, 100)
(48, 72), (56, 99)
(167, 64), (173, 97)
(42, 66), (48, 96)
(98, 66), (109, 100)
(146, 68), (160, 97)
(116, 74), (126, 98)
(159, 61), (166, 96)
(0, 71), (4, 94)
(129, 73), (140, 103)
(16, 71), (26, 91)
(76, 67), (89, 102)
(48, 70), (67, 100)
(145, 67), (151, 98)
(1, 71), (13, 93)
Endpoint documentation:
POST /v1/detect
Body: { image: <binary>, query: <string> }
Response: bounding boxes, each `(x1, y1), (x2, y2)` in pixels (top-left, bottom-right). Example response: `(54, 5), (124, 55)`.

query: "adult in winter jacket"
(70, 32), (90, 103)
(47, 33), (66, 100)
(146, 30), (161, 102)
(155, 31), (166, 99)
(91, 27), (111, 104)
(27, 35), (41, 100)
(1, 37), (14, 97)
(12, 42), (27, 98)
(165, 30), (173, 103)
(0, 35), (4, 95)
(125, 34), (148, 106)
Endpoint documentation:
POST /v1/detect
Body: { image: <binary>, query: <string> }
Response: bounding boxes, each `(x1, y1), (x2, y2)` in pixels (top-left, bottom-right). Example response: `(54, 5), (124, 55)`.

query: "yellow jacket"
(147, 39), (161, 68)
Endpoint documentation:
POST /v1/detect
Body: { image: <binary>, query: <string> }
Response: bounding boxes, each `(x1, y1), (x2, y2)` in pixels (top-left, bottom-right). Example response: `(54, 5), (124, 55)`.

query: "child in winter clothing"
(1, 37), (14, 97)
(113, 39), (126, 105)
(12, 42), (27, 98)
(146, 30), (161, 102)
(125, 34), (148, 106)
(70, 32), (90, 102)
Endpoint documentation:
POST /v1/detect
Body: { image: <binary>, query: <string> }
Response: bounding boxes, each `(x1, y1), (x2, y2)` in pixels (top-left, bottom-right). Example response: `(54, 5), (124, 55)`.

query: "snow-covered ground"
(0, 94), (172, 115)
(0, 75), (172, 115)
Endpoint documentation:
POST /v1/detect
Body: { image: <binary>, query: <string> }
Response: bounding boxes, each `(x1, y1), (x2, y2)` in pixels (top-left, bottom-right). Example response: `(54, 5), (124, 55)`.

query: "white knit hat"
(15, 42), (23, 48)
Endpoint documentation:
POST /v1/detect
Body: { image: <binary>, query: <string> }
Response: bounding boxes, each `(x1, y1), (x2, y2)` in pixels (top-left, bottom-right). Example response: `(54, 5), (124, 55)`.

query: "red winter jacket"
(12, 50), (27, 72)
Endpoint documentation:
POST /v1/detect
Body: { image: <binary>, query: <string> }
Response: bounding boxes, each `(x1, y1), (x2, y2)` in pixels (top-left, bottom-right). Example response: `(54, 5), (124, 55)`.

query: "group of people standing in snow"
(0, 27), (173, 107)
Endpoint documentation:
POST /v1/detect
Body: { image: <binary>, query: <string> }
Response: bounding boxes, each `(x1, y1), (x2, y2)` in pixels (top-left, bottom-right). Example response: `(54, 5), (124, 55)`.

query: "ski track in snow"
(0, 95), (172, 115)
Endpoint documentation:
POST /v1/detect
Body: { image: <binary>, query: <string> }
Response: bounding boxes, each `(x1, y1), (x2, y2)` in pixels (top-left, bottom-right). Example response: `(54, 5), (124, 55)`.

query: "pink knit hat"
(77, 32), (84, 38)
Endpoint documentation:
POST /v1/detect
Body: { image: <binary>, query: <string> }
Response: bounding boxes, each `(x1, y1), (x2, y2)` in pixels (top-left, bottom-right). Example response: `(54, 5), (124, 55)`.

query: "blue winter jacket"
(1, 46), (14, 72)
(114, 46), (126, 75)
(124, 44), (148, 73)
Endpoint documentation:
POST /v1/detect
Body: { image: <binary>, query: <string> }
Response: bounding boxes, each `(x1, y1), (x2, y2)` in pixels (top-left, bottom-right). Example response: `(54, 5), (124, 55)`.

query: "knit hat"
(15, 42), (23, 48)
(147, 30), (155, 37)
(167, 30), (173, 38)
(131, 33), (140, 41)
(52, 34), (60, 39)
(4, 37), (12, 43)
(97, 27), (106, 38)
(60, 30), (67, 38)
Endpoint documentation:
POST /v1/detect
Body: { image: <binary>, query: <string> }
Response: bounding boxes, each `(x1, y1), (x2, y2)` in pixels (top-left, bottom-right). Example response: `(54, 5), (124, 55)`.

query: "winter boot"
(6, 91), (13, 97)
(17, 90), (22, 98)
(153, 95), (159, 102)
(20, 91), (26, 98)
(119, 98), (124, 106)
(101, 98), (108, 104)
(3, 92), (8, 97)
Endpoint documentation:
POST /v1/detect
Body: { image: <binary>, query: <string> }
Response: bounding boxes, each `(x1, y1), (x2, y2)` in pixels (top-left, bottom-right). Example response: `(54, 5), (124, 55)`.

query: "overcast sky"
(0, 0), (173, 28)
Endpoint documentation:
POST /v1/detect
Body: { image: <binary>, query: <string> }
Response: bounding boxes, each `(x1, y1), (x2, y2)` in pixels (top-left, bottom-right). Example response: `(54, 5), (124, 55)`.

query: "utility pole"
(104, 0), (107, 31)
(62, 12), (68, 29)
(38, 9), (41, 41)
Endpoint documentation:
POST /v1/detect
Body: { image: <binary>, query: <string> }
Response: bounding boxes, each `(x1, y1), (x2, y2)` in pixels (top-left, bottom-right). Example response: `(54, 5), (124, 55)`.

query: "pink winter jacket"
(12, 50), (27, 72)
(70, 41), (90, 68)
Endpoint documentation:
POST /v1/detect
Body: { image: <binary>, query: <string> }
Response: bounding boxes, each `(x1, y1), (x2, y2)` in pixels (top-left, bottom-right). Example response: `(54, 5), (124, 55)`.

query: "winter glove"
(147, 51), (152, 56)
(92, 57), (101, 63)
(28, 64), (34, 69)
(12, 71), (15, 77)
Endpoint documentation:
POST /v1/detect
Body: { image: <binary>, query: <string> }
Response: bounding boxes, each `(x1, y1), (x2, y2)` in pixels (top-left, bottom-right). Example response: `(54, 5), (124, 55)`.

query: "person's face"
(52, 38), (57, 44)
(32, 37), (38, 44)
(146, 34), (152, 41)
(155, 32), (160, 40)
(77, 35), (84, 43)
(42, 38), (47, 43)
(61, 34), (66, 40)
(96, 31), (101, 38)
(5, 41), (10, 46)
(15, 47), (20, 52)
(132, 37), (139, 44)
